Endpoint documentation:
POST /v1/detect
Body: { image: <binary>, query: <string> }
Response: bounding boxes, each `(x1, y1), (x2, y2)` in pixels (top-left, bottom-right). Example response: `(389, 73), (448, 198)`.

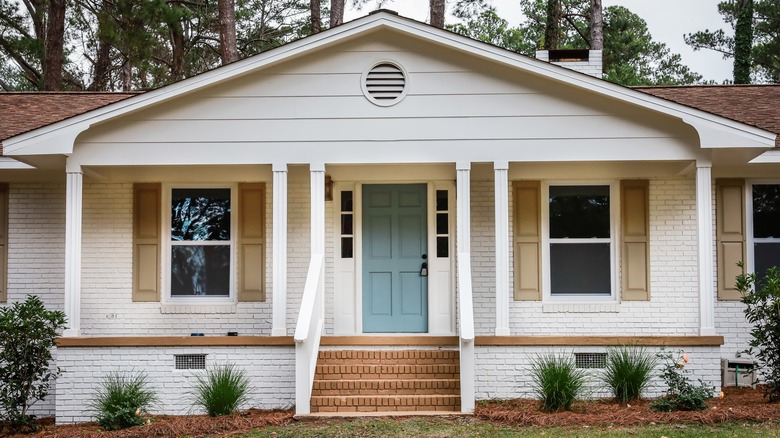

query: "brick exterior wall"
(55, 346), (295, 424)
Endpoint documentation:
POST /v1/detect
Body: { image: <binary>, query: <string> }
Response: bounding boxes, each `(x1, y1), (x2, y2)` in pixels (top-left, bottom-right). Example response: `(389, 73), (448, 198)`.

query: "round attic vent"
(362, 62), (408, 106)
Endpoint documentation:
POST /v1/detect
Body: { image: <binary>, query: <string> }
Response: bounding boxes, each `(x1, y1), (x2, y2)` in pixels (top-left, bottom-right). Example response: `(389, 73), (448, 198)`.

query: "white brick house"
(1, 11), (779, 422)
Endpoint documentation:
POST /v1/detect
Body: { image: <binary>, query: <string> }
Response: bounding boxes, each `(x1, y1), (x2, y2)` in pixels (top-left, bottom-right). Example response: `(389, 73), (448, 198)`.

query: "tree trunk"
(218, 0), (239, 65)
(310, 0), (321, 33)
(589, 0), (603, 50)
(43, 0), (66, 90)
(545, 0), (561, 50)
(733, 0), (753, 84)
(330, 0), (344, 28)
(430, 0), (445, 29)
(121, 57), (132, 91)
(88, 40), (112, 91)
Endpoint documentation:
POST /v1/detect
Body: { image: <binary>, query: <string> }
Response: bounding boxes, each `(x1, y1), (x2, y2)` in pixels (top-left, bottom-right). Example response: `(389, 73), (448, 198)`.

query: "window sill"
(542, 302), (620, 313)
(160, 303), (237, 314)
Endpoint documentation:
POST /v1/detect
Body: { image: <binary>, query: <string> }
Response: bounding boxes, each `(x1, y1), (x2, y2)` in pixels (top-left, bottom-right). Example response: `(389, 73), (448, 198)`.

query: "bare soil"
(2, 387), (778, 437)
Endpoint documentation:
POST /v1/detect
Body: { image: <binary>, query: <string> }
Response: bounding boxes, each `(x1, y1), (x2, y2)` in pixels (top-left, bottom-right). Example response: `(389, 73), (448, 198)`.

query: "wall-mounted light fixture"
(325, 175), (333, 201)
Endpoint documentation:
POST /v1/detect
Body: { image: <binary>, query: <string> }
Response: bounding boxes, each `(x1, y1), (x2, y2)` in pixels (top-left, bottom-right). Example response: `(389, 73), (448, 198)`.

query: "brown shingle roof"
(0, 92), (137, 149)
(635, 85), (780, 147)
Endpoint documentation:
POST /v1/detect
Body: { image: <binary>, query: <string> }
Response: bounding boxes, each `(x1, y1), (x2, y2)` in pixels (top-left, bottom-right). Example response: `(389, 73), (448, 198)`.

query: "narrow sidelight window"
(436, 189), (449, 258)
(341, 191), (354, 258)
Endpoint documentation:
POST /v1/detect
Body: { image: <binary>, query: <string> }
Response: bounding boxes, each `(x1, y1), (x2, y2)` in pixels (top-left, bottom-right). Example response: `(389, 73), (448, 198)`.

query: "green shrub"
(737, 263), (780, 401)
(530, 353), (586, 412)
(650, 350), (715, 412)
(191, 363), (251, 416)
(0, 295), (67, 431)
(601, 345), (657, 403)
(90, 371), (158, 431)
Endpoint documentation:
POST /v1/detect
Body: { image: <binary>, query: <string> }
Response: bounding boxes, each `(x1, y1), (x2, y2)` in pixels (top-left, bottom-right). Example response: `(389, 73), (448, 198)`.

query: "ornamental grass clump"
(191, 363), (251, 416)
(530, 353), (586, 412)
(601, 345), (657, 404)
(90, 371), (158, 430)
(650, 350), (715, 412)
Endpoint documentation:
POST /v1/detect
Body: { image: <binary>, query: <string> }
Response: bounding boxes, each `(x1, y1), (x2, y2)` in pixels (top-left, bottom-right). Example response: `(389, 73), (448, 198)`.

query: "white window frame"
(163, 184), (237, 303)
(541, 181), (619, 302)
(746, 180), (780, 276)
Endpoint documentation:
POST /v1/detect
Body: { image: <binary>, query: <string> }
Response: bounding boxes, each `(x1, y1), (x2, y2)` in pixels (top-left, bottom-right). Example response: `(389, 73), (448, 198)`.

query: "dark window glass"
(171, 188), (230, 241)
(755, 242), (780, 284)
(437, 236), (449, 258)
(171, 245), (230, 296)
(341, 191), (353, 212)
(341, 214), (353, 235)
(753, 185), (780, 238)
(436, 213), (448, 235)
(549, 185), (610, 239)
(341, 237), (353, 258)
(550, 243), (610, 294)
(436, 190), (448, 211)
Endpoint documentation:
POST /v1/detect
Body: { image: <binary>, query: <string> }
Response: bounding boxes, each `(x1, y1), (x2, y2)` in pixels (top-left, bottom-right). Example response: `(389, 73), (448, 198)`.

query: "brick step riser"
(318, 351), (459, 361)
(317, 358), (460, 366)
(313, 379), (460, 391)
(312, 405), (461, 413)
(312, 388), (459, 396)
(310, 395), (460, 407)
(316, 365), (459, 374)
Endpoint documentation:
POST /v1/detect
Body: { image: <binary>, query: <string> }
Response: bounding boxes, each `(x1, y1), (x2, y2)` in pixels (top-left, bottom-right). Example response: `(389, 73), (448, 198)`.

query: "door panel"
(363, 184), (428, 333)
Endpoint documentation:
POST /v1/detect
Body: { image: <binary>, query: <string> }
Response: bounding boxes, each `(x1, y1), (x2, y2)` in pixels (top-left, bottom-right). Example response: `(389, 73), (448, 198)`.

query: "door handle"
(420, 262), (428, 277)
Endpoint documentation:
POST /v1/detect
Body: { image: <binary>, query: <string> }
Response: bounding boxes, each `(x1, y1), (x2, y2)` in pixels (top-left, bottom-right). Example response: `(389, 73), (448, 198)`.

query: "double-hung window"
(169, 188), (233, 299)
(546, 184), (614, 298)
(750, 184), (780, 282)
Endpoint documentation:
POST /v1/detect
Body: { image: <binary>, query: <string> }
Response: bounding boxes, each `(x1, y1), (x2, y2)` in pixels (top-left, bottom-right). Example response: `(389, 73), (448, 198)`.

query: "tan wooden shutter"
(238, 183), (265, 302)
(0, 184), (8, 303)
(621, 180), (650, 301)
(133, 183), (161, 302)
(716, 178), (746, 301)
(513, 181), (542, 300)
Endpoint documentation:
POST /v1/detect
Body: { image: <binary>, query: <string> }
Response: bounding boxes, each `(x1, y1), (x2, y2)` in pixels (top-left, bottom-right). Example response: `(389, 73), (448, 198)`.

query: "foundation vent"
(175, 354), (207, 370)
(363, 63), (407, 106)
(574, 352), (607, 369)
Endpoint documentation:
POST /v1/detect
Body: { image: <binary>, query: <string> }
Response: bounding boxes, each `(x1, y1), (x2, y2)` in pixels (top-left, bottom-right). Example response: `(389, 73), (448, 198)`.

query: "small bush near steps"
(601, 345), (658, 404)
(531, 353), (586, 412)
(650, 350), (715, 412)
(191, 363), (251, 416)
(90, 371), (158, 430)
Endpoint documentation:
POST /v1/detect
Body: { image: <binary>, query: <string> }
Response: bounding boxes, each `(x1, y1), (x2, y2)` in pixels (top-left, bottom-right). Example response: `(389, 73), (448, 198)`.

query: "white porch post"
(494, 161), (510, 336)
(272, 163), (288, 336)
(456, 162), (475, 413)
(63, 162), (83, 337)
(696, 160), (716, 336)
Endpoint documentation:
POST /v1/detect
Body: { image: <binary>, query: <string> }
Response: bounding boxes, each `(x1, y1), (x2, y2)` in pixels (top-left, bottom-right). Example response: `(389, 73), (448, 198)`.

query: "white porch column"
(272, 163), (288, 336)
(63, 163), (83, 337)
(456, 162), (475, 413)
(456, 163), (471, 254)
(494, 161), (510, 336)
(696, 160), (716, 336)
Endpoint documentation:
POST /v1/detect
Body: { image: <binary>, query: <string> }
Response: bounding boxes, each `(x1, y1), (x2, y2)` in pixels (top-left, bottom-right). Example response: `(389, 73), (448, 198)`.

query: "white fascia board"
(0, 157), (34, 169)
(3, 12), (776, 156)
(750, 149), (780, 163)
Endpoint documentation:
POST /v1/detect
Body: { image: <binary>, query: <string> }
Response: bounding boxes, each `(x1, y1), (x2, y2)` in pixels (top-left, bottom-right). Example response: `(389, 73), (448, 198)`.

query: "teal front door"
(362, 184), (428, 333)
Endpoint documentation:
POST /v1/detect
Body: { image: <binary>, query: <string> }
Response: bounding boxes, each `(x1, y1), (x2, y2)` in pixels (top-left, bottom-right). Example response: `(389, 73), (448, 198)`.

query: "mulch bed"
(2, 387), (780, 437)
(476, 386), (780, 427)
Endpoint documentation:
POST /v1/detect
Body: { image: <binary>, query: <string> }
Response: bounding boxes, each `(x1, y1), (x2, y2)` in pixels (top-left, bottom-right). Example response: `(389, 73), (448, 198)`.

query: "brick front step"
(312, 378), (460, 396)
(311, 395), (461, 412)
(310, 349), (462, 413)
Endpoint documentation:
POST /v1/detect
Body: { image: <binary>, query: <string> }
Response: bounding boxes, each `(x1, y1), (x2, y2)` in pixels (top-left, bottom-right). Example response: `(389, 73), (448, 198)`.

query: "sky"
(344, 0), (733, 83)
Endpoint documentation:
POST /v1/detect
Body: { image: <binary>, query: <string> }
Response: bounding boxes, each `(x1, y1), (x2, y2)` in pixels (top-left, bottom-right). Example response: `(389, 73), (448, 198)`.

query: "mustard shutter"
(513, 181), (542, 301)
(620, 180), (650, 301)
(716, 179), (746, 301)
(0, 184), (8, 303)
(133, 183), (161, 302)
(238, 183), (265, 302)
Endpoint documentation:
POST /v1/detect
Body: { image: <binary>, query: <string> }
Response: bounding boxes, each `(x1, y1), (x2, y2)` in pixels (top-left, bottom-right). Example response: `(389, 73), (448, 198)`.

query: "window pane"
(550, 243), (611, 294)
(171, 245), (230, 296)
(549, 185), (610, 239)
(436, 190), (448, 211)
(437, 236), (449, 258)
(172, 188), (230, 241)
(341, 237), (353, 258)
(341, 214), (353, 235)
(755, 242), (780, 284)
(341, 191), (353, 212)
(753, 185), (780, 238)
(436, 213), (448, 235)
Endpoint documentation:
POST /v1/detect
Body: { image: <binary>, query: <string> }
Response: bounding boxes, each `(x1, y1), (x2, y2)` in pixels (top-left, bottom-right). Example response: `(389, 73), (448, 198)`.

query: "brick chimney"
(535, 49), (603, 78)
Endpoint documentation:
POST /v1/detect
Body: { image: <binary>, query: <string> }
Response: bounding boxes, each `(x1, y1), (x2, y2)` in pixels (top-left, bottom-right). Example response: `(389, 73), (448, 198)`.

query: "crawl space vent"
(363, 63), (406, 105)
(175, 354), (206, 370)
(574, 352), (607, 369)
